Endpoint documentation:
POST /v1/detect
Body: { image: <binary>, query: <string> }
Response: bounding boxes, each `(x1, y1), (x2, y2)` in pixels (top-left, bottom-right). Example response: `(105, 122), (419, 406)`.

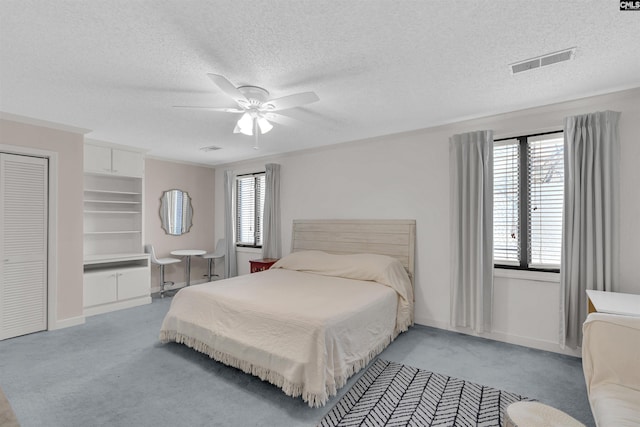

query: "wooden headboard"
(291, 219), (416, 281)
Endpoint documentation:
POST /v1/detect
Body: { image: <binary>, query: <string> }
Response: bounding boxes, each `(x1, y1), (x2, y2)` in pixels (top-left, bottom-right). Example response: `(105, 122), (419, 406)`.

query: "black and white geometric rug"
(318, 359), (530, 427)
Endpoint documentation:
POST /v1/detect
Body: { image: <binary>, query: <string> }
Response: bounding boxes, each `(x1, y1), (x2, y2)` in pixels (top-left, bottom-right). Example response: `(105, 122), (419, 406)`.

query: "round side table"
(504, 401), (585, 427)
(170, 249), (206, 286)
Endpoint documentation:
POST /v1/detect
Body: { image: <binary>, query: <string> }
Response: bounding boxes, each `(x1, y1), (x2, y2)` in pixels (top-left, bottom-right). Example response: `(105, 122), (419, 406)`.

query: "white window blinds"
(527, 133), (564, 268)
(236, 173), (265, 247)
(493, 140), (520, 265)
(493, 131), (564, 271)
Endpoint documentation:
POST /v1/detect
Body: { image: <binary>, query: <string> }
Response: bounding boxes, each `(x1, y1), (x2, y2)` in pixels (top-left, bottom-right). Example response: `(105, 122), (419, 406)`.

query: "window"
(493, 131), (564, 271)
(236, 172), (265, 247)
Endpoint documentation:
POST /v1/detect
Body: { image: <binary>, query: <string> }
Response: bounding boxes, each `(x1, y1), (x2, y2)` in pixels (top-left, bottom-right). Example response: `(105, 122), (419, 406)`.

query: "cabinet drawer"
(117, 267), (150, 300)
(84, 272), (117, 307)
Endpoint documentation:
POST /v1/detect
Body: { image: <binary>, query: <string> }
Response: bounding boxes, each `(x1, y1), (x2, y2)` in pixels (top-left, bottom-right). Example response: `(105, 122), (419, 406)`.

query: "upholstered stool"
(504, 401), (585, 427)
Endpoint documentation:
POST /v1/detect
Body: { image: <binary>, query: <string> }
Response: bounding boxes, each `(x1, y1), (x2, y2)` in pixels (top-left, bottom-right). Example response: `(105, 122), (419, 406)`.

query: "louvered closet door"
(0, 153), (48, 340)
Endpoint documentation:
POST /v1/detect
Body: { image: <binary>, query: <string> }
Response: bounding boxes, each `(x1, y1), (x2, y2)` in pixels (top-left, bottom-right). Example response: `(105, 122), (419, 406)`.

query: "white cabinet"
(84, 143), (143, 178)
(84, 255), (150, 317)
(117, 268), (150, 300)
(83, 141), (149, 316)
(84, 271), (118, 308)
(111, 149), (143, 178)
(84, 144), (111, 174)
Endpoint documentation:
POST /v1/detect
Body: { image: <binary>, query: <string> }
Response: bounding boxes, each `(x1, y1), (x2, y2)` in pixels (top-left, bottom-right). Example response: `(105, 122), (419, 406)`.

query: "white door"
(0, 153), (48, 340)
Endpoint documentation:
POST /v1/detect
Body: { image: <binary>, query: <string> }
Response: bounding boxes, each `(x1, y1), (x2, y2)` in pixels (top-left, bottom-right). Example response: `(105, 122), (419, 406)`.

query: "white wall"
(145, 158), (216, 292)
(214, 88), (640, 355)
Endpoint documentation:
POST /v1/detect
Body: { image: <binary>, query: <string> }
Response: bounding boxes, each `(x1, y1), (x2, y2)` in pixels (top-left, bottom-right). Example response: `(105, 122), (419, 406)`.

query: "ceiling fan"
(175, 73), (320, 149)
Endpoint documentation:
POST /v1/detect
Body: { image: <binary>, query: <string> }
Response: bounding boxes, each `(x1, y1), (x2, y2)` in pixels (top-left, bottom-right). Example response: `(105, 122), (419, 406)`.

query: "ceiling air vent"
(200, 145), (221, 152)
(510, 47), (576, 74)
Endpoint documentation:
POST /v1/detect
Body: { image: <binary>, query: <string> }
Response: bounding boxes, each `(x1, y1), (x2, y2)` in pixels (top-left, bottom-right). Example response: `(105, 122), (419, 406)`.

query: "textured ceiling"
(1, 1), (639, 166)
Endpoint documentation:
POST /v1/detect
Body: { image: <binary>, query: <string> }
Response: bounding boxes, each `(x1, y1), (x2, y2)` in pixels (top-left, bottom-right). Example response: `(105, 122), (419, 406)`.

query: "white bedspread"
(160, 251), (413, 407)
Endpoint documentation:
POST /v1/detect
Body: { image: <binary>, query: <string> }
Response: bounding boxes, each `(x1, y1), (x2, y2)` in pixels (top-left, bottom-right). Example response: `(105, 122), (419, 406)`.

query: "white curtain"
(449, 130), (494, 333)
(561, 110), (621, 349)
(262, 163), (281, 259)
(224, 169), (238, 278)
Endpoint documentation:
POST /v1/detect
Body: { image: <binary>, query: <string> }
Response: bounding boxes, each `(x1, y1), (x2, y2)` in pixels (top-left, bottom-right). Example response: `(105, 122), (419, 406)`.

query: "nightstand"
(250, 258), (279, 273)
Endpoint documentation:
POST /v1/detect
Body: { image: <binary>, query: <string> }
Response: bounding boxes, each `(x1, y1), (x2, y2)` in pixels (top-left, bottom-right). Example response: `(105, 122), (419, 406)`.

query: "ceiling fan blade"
(263, 91), (319, 111)
(173, 106), (244, 113)
(264, 112), (298, 127)
(207, 73), (249, 107)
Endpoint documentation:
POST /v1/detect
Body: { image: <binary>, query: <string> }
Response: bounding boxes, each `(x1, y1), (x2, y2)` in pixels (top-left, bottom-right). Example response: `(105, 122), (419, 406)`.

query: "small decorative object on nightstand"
(250, 258), (279, 273)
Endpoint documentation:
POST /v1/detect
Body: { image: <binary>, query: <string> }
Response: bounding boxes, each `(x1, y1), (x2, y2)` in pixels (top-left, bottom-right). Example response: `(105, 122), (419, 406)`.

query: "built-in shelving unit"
(83, 141), (150, 316)
(84, 173), (143, 257)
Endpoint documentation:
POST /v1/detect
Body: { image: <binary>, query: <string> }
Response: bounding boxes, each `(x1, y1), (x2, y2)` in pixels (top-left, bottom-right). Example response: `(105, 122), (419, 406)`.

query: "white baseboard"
(84, 296), (152, 317)
(414, 316), (581, 358)
(49, 315), (85, 330)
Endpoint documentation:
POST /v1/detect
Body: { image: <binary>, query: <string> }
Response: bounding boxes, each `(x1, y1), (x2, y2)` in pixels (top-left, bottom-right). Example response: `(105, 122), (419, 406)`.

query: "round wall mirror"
(160, 189), (193, 235)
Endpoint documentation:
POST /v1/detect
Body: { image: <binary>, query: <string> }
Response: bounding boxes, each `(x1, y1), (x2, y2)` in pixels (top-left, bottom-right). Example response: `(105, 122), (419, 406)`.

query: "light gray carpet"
(0, 296), (594, 427)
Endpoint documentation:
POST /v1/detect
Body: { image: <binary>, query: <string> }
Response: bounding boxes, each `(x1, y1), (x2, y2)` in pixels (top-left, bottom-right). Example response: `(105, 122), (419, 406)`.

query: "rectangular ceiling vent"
(510, 47), (576, 74)
(200, 145), (222, 152)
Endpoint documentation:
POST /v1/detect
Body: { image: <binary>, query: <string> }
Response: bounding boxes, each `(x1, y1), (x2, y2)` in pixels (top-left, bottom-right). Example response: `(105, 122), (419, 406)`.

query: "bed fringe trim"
(159, 320), (412, 408)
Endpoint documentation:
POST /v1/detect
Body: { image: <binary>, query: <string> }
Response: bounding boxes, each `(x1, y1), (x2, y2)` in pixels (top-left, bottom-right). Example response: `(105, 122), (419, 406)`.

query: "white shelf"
(84, 210), (141, 214)
(84, 253), (149, 264)
(85, 231), (141, 235)
(84, 200), (141, 204)
(85, 189), (142, 195)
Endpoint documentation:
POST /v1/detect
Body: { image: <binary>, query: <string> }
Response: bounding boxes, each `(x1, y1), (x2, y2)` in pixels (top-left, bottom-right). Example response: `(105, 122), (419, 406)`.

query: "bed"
(159, 219), (416, 407)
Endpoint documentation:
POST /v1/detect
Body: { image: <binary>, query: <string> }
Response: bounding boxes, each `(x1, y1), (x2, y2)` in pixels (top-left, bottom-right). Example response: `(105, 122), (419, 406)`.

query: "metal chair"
(145, 244), (181, 297)
(200, 238), (225, 282)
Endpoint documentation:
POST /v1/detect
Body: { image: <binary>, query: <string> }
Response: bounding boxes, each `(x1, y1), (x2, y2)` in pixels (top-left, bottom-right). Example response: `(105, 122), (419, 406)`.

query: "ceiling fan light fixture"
(237, 112), (254, 135)
(236, 113), (273, 136)
(257, 117), (273, 134)
(238, 125), (253, 136)
(181, 74), (319, 143)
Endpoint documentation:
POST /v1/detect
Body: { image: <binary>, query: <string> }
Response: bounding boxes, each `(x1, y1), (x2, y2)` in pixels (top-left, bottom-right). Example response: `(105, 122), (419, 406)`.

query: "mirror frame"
(159, 189), (193, 236)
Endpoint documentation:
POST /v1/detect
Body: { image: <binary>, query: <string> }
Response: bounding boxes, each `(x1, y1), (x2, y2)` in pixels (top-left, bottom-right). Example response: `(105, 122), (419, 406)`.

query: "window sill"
(494, 268), (560, 283)
(236, 246), (262, 255)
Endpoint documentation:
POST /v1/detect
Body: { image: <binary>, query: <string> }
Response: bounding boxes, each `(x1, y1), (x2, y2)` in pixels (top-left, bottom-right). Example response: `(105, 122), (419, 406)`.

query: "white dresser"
(587, 289), (640, 317)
